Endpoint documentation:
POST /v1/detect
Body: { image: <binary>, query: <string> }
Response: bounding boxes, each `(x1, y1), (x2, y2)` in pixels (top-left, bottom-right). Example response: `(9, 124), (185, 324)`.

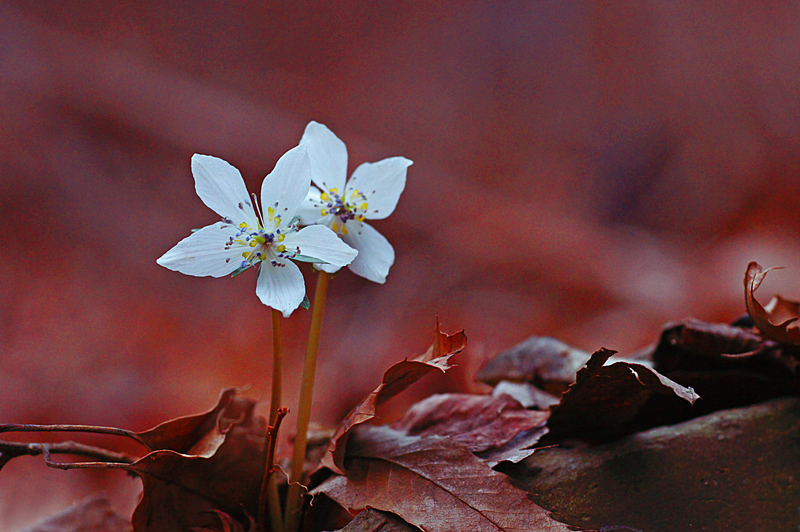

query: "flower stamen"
(314, 187), (369, 236)
(225, 211), (301, 270)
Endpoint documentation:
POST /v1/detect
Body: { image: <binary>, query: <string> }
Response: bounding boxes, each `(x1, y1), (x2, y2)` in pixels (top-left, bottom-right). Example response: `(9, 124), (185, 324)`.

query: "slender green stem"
(267, 475), (283, 532)
(284, 271), (330, 532)
(259, 309), (285, 532)
(258, 408), (288, 532)
(269, 308), (284, 426)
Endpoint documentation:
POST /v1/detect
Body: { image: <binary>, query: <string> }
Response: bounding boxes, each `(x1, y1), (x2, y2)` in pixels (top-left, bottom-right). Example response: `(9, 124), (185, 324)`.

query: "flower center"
(319, 188), (368, 235)
(223, 216), (299, 270)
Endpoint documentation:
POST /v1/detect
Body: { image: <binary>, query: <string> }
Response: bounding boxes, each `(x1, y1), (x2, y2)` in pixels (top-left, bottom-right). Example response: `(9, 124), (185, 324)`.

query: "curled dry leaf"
(390, 393), (549, 466)
(320, 320), (467, 474)
(315, 425), (577, 532)
(546, 348), (700, 442)
(744, 261), (800, 344)
(130, 389), (267, 532)
(476, 336), (590, 395)
(136, 388), (243, 455)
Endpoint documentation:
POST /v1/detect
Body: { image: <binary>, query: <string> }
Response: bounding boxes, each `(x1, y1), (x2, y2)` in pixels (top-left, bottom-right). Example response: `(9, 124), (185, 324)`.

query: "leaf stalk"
(285, 271), (330, 531)
(259, 308), (286, 532)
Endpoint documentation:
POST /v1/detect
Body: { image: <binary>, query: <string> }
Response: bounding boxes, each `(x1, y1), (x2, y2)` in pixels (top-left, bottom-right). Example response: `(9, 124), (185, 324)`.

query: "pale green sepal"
(230, 264), (253, 277)
(293, 255), (328, 264)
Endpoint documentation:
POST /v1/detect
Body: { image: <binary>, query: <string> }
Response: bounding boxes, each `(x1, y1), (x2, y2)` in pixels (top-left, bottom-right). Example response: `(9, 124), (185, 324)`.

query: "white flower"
(157, 146), (358, 317)
(295, 121), (412, 284)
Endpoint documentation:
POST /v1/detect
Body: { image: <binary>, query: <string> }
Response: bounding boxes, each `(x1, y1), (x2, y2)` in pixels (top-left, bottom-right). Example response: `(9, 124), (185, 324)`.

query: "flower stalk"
(258, 308), (285, 532)
(258, 407), (288, 532)
(269, 308), (284, 427)
(284, 271), (330, 532)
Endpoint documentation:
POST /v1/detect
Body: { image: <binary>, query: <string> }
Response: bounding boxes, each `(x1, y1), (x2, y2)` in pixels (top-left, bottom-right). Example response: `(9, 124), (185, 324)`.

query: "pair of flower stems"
(259, 270), (330, 532)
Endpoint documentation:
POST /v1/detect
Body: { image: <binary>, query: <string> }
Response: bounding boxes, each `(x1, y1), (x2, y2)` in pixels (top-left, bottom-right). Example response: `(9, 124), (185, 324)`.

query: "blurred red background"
(4, 1), (800, 528)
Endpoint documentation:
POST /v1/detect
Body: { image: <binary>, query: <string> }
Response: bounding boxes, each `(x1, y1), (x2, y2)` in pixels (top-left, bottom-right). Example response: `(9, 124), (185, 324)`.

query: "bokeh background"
(4, 1), (800, 528)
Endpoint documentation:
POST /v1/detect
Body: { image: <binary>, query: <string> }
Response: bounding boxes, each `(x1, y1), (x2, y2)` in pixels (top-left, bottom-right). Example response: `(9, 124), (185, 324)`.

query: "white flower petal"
(342, 221), (395, 283)
(192, 155), (257, 226)
(295, 186), (327, 226)
(261, 144), (312, 225)
(301, 121), (348, 192)
(255, 258), (305, 317)
(156, 222), (243, 278)
(314, 261), (341, 274)
(284, 224), (357, 267)
(347, 157), (412, 220)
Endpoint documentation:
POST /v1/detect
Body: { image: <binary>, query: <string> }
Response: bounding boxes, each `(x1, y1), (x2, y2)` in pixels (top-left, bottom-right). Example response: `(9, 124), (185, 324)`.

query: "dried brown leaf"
(315, 425), (576, 532)
(546, 348), (700, 442)
(764, 294), (800, 325)
(136, 388), (243, 456)
(744, 261), (800, 344)
(320, 320), (467, 473)
(476, 336), (589, 395)
(129, 389), (266, 532)
(390, 393), (548, 466)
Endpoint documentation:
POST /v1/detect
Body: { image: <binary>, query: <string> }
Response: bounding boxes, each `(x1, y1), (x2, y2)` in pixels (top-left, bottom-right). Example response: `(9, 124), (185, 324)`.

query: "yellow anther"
(278, 234), (285, 242)
(239, 222), (248, 228)
(357, 214), (365, 222)
(360, 202), (368, 210)
(249, 240), (257, 247)
(321, 192), (330, 201)
(351, 189), (359, 197)
(242, 252), (249, 258)
(332, 221), (339, 233)
(277, 244), (287, 253)
(268, 207), (275, 221)
(330, 188), (338, 194)
(321, 209), (328, 216)
(342, 224), (348, 235)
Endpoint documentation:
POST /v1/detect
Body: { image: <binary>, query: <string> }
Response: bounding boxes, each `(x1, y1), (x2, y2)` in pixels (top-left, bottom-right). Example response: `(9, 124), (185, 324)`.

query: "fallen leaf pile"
(5, 262), (800, 532)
